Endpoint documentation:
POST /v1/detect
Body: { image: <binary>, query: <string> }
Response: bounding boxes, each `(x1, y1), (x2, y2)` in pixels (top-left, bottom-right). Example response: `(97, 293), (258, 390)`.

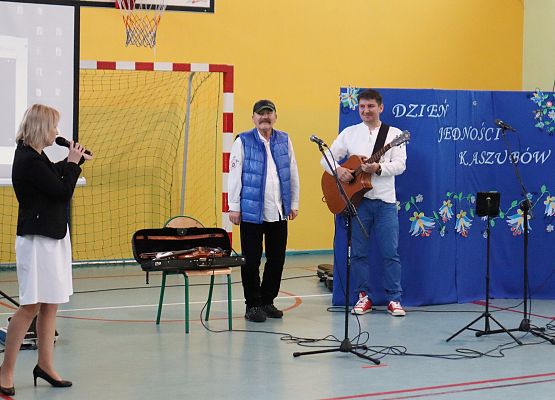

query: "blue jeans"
(351, 198), (403, 302)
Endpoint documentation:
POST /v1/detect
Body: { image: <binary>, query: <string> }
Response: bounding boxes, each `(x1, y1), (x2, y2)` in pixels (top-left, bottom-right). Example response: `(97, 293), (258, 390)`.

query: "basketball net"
(116, 0), (167, 48)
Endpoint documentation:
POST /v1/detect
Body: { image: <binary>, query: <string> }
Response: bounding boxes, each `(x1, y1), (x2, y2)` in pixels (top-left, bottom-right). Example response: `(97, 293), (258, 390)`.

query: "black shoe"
(244, 306), (266, 322)
(0, 385), (15, 396)
(261, 304), (284, 318)
(33, 365), (72, 388)
(0, 366), (15, 395)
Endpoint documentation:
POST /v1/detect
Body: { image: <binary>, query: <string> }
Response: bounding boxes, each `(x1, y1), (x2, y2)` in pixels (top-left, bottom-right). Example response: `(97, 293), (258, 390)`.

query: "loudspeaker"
(476, 192), (500, 217)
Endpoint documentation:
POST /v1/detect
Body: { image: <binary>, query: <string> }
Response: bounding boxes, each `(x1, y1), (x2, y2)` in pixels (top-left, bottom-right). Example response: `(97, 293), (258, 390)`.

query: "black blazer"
(12, 142), (82, 239)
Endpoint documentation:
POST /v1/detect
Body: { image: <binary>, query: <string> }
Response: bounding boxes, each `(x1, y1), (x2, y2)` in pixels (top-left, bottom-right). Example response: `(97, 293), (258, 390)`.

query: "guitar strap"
(371, 123), (390, 156)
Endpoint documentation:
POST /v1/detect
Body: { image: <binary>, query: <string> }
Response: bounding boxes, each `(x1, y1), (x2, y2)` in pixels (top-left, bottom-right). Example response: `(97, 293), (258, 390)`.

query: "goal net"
(0, 61), (234, 266)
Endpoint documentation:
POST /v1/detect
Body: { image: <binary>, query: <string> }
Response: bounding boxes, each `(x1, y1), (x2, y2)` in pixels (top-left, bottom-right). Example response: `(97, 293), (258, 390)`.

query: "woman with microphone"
(0, 104), (92, 396)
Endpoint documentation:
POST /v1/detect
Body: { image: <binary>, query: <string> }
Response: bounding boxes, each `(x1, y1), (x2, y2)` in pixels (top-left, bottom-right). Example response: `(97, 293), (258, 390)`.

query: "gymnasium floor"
(1, 253), (555, 400)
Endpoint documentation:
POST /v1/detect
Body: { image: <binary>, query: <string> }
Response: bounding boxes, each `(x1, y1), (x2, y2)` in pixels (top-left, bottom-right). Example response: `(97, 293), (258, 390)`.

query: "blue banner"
(333, 88), (555, 306)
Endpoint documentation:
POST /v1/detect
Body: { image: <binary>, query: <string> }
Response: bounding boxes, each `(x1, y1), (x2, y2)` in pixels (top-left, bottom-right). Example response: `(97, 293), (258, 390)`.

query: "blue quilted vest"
(239, 128), (292, 224)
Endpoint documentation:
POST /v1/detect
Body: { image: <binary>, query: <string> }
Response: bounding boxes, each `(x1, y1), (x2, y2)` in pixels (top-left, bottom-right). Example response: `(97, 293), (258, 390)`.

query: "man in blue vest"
(228, 99), (300, 322)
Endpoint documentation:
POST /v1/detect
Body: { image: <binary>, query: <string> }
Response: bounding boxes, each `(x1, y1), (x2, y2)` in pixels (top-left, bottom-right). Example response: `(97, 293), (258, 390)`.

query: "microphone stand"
(499, 127), (555, 344)
(293, 141), (379, 363)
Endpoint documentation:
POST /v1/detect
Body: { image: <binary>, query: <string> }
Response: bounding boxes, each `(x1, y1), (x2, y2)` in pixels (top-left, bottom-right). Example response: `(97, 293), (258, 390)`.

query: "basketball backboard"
(19, 0), (214, 13)
(83, 0), (213, 12)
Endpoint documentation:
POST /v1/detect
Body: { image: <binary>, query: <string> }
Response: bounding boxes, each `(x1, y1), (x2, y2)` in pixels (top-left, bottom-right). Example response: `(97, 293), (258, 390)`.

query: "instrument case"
(131, 227), (245, 275)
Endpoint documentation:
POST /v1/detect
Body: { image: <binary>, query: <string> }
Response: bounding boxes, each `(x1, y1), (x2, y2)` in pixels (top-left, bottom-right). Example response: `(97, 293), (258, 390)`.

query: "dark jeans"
(240, 220), (288, 308)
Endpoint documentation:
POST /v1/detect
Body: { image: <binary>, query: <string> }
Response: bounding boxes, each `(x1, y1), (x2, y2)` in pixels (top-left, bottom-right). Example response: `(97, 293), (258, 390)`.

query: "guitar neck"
(365, 143), (392, 165)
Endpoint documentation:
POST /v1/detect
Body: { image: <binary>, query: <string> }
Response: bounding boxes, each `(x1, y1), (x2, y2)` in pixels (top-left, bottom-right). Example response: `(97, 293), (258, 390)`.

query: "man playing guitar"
(320, 89), (407, 317)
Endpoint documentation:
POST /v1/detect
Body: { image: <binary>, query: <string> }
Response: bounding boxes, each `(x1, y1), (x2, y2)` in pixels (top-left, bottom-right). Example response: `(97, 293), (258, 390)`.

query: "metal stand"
(0, 289), (19, 308)
(446, 197), (522, 345)
(499, 128), (555, 344)
(293, 141), (379, 364)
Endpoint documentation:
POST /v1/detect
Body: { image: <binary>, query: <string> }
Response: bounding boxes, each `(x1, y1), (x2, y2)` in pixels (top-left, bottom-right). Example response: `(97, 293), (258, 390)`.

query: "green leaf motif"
(490, 220), (496, 227)
(499, 211), (505, 218)
(405, 203), (410, 211)
(511, 200), (518, 208)
(541, 185), (546, 193)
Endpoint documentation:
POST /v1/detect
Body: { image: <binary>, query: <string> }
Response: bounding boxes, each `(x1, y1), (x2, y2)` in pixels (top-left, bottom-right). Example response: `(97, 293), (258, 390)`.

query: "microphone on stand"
(494, 119), (516, 132)
(309, 134), (326, 146)
(55, 136), (93, 156)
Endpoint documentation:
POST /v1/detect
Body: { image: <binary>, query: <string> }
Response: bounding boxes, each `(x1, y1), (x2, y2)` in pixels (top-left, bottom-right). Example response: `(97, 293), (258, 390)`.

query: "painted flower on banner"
(547, 224), (554, 233)
(455, 210), (472, 237)
(531, 91), (545, 105)
(530, 90), (555, 134)
(340, 87), (360, 110)
(415, 194), (424, 203)
(409, 212), (435, 237)
(506, 209), (531, 236)
(439, 200), (454, 222)
(544, 195), (555, 216)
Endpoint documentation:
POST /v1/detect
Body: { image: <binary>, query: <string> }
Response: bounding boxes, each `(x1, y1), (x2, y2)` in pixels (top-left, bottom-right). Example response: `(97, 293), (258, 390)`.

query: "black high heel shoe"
(0, 385), (15, 396)
(33, 365), (72, 388)
(0, 367), (15, 396)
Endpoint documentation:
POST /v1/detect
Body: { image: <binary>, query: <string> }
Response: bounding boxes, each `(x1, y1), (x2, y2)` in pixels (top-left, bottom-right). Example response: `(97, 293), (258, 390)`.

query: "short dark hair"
(357, 89), (382, 106)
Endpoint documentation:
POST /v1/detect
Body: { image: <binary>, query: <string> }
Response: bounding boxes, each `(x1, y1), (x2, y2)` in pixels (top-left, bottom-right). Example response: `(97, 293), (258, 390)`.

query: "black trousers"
(240, 220), (288, 308)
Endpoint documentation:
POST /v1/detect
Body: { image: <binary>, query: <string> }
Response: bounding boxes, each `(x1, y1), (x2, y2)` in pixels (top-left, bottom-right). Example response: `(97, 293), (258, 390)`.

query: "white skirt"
(15, 228), (73, 305)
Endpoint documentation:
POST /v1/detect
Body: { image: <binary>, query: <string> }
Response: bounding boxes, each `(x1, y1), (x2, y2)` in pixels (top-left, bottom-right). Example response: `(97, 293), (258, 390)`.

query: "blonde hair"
(16, 104), (60, 149)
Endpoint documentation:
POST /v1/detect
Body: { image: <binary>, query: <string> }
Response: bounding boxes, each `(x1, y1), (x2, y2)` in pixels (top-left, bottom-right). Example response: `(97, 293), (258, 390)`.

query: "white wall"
(523, 0), (555, 91)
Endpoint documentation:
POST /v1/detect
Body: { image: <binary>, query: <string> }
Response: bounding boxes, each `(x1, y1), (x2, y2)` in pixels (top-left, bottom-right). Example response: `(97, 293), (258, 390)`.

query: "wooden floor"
(1, 253), (555, 400)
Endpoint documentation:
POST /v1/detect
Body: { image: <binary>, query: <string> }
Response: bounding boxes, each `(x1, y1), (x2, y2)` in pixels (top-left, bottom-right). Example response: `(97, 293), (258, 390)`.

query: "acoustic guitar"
(321, 131), (411, 214)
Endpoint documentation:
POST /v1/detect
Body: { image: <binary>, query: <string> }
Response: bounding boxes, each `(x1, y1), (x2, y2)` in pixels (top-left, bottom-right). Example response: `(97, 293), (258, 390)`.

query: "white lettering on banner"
(392, 100), (449, 118)
(438, 124), (502, 143)
(390, 97), (548, 167)
(458, 149), (552, 166)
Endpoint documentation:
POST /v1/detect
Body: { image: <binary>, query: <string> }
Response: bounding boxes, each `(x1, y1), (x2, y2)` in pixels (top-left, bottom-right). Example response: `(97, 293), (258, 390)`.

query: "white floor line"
(0, 293), (332, 315)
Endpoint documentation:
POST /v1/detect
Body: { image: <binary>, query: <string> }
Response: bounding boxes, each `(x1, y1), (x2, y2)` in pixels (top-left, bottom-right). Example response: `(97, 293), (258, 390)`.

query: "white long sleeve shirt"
(320, 122), (406, 204)
(228, 130), (300, 222)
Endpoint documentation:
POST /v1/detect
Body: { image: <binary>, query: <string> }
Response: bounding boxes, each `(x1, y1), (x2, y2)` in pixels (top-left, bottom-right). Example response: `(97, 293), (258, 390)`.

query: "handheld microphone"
(494, 119), (516, 132)
(55, 136), (93, 156)
(309, 134), (326, 146)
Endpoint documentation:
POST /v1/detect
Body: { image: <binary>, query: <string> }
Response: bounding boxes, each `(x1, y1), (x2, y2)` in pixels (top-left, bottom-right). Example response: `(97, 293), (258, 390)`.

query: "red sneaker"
(387, 301), (406, 317)
(351, 292), (372, 315)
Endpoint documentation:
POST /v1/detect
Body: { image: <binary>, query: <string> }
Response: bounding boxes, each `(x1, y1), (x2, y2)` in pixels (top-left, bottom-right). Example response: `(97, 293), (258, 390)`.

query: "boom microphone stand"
(293, 138), (379, 364)
(498, 125), (555, 344)
(446, 192), (522, 345)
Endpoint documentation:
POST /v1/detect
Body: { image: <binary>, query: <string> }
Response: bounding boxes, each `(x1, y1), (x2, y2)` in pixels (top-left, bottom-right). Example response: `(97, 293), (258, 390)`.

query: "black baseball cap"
(253, 99), (276, 114)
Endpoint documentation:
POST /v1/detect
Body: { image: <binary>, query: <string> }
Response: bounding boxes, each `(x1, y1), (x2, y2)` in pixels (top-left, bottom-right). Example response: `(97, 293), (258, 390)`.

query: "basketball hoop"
(115, 0), (167, 48)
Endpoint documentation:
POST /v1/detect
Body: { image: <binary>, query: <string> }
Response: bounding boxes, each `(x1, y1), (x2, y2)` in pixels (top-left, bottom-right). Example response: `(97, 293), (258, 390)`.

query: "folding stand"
(446, 192), (522, 345)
